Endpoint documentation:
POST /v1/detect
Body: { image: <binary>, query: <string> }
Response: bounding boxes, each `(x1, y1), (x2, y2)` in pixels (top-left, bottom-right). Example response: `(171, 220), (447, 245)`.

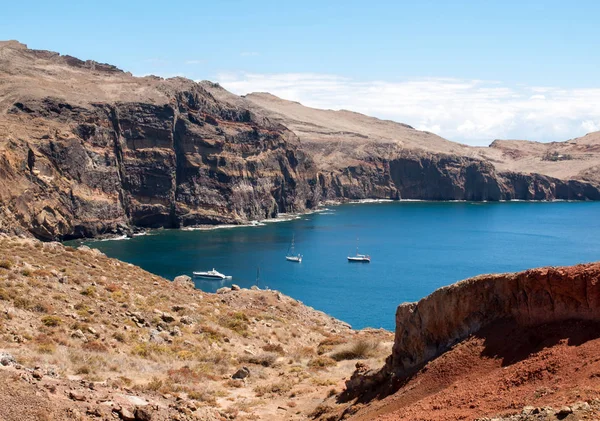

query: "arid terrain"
(238, 91), (600, 183)
(0, 234), (392, 420)
(1, 40), (600, 241)
(2, 39), (600, 421)
(338, 262), (600, 421)
(3, 235), (600, 421)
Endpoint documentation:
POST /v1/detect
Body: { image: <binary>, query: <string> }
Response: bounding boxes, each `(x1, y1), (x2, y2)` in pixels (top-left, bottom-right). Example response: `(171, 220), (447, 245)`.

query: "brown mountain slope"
(241, 90), (600, 184)
(1, 41), (599, 240)
(0, 235), (393, 420)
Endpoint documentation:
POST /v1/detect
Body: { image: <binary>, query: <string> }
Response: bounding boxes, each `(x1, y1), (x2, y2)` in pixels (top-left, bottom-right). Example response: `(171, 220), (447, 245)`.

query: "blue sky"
(2, 0), (599, 145)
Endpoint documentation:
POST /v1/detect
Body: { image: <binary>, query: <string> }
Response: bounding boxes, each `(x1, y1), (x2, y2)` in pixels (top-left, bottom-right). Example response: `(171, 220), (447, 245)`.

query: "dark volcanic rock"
(1, 42), (599, 240)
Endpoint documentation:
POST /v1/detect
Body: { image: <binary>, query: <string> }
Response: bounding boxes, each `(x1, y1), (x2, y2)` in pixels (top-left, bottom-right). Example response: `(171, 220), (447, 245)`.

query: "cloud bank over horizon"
(217, 72), (600, 146)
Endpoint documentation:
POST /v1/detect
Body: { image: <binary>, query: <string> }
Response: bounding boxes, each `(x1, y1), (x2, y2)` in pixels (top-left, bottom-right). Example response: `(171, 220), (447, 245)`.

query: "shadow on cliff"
(476, 318), (600, 367)
(337, 318), (600, 410)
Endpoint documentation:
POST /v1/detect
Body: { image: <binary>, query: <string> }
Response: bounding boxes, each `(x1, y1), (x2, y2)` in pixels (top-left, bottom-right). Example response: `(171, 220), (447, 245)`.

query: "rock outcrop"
(383, 262), (600, 378)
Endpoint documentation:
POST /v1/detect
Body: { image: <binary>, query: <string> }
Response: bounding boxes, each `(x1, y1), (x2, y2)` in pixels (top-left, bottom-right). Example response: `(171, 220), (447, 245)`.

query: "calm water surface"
(77, 201), (600, 330)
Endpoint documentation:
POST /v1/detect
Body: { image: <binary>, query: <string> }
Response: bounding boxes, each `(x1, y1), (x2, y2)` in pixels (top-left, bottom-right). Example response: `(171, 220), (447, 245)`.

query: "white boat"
(192, 268), (232, 280)
(348, 238), (370, 263)
(286, 235), (302, 263)
(347, 254), (371, 263)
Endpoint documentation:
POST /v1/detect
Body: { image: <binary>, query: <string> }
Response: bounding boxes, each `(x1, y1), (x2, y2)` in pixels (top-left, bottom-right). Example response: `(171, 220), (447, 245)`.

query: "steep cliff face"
(383, 262), (600, 378)
(1, 41), (600, 240)
(316, 153), (600, 201)
(0, 77), (321, 240)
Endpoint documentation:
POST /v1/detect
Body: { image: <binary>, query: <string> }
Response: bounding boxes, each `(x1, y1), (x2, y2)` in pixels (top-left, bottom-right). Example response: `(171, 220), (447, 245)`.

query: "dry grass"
(330, 339), (379, 361)
(0, 236), (393, 419)
(308, 356), (337, 369)
(40, 315), (62, 327)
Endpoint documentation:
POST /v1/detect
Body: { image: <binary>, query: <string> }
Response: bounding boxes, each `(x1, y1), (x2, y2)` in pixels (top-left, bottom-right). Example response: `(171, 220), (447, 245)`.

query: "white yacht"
(286, 235), (302, 263)
(193, 268), (232, 280)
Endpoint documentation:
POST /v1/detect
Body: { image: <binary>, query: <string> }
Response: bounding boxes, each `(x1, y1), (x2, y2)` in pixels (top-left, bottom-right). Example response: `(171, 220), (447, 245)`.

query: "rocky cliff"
(1, 41), (600, 240)
(384, 262), (600, 378)
(0, 42), (322, 240)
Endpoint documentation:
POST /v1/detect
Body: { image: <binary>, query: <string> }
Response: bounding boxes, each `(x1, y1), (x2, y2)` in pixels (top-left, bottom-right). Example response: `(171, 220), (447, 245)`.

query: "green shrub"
(0, 260), (13, 270)
(41, 315), (62, 327)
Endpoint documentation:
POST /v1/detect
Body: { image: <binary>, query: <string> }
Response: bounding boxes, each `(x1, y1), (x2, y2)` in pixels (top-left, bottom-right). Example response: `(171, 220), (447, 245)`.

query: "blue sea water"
(77, 201), (600, 331)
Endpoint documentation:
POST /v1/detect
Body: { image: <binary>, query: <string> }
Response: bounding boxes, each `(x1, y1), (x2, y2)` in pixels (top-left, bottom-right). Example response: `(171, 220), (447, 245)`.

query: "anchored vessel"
(286, 235), (302, 263)
(348, 238), (371, 262)
(193, 268), (232, 280)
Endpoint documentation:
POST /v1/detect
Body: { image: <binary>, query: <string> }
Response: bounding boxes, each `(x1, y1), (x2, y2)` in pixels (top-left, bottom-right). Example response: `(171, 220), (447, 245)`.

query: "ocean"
(76, 201), (600, 330)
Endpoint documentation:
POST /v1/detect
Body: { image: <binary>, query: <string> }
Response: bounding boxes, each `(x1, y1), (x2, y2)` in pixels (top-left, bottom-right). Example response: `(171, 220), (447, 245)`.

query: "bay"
(77, 201), (600, 330)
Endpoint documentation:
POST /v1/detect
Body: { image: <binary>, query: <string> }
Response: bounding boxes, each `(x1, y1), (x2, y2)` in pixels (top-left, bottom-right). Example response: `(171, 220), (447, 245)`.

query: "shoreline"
(72, 197), (590, 243)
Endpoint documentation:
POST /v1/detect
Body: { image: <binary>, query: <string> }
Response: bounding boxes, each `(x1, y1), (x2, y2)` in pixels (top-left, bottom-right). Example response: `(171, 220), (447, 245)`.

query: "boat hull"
(347, 257), (370, 263)
(192, 272), (232, 280)
(286, 256), (302, 263)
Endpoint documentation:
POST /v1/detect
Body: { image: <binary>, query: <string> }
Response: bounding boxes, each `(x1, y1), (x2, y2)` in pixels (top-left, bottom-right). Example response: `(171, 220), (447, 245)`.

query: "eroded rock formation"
(385, 263), (600, 378)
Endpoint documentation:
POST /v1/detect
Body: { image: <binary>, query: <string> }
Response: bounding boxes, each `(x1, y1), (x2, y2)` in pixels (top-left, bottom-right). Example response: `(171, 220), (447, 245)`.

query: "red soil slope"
(351, 320), (600, 420)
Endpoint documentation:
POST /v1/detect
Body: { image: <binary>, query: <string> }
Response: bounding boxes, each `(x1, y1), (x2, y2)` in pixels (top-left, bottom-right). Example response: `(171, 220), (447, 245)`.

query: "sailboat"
(348, 238), (370, 262)
(285, 235), (302, 263)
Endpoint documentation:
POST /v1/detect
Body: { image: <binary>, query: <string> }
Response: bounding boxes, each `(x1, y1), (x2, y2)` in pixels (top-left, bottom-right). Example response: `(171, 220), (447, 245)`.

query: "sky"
(2, 0), (599, 146)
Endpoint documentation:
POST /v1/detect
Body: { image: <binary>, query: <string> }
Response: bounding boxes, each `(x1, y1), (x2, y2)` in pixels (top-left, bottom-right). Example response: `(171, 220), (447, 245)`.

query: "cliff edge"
(387, 263), (600, 376)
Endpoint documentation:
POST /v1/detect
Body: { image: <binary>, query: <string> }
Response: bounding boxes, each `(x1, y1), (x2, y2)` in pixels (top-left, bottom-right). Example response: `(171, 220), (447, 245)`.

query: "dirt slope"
(350, 320), (600, 421)
(332, 262), (600, 421)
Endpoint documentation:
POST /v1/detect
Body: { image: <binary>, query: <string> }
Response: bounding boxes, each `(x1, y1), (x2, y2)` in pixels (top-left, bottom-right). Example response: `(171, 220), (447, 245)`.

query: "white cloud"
(582, 120), (600, 133)
(217, 72), (600, 146)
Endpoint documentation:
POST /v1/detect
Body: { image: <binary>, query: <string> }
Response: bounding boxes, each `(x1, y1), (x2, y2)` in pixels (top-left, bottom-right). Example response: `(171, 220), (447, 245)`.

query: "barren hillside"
(0, 235), (392, 420)
(239, 90), (600, 183)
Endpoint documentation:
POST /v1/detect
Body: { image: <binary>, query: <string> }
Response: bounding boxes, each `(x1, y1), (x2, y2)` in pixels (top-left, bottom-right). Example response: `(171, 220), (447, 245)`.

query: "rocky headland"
(2, 40), (600, 421)
(338, 263), (600, 420)
(1, 40), (600, 241)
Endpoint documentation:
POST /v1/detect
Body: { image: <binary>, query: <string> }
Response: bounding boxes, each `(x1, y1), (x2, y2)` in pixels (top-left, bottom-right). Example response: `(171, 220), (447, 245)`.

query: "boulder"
(161, 312), (175, 323)
(0, 352), (16, 366)
(231, 284), (241, 291)
(134, 407), (153, 421)
(71, 329), (87, 341)
(173, 275), (194, 289)
(232, 367), (250, 379)
(149, 330), (164, 344)
(216, 287), (230, 294)
(68, 390), (87, 401)
(119, 407), (136, 421)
